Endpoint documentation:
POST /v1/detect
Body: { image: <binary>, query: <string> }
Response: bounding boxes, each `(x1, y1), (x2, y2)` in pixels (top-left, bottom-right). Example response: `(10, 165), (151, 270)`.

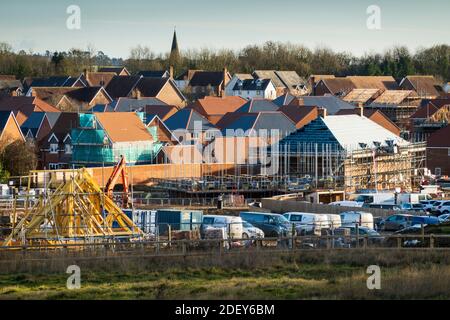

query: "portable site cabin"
(156, 209), (203, 235)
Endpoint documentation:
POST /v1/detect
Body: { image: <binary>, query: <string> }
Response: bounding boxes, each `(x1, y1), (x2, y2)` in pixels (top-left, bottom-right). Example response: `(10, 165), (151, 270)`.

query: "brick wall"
(427, 147), (450, 176)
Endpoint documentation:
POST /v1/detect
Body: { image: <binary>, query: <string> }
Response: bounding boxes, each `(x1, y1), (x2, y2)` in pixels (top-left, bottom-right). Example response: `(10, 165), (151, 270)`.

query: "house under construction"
(278, 115), (426, 193)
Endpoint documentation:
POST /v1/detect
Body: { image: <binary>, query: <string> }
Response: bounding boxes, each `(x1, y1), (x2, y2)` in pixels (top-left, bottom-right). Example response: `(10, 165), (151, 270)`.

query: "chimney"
(169, 66), (174, 80)
(318, 107), (327, 118)
(222, 67), (228, 97)
(357, 103), (364, 116)
(309, 76), (316, 96)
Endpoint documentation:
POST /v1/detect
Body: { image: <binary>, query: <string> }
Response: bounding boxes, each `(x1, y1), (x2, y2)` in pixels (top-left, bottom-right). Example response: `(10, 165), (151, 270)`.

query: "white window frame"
(65, 144), (72, 154)
(49, 143), (59, 154)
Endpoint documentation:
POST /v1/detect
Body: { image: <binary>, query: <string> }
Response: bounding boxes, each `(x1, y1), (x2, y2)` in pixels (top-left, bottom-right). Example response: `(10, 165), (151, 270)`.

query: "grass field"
(0, 250), (449, 300)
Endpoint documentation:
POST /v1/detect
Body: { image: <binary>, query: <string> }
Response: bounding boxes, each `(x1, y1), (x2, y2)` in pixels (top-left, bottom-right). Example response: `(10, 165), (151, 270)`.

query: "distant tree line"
(0, 41), (448, 81)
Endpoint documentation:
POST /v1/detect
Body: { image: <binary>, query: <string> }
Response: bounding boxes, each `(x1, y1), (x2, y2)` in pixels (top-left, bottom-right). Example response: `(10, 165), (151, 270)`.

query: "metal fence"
(1, 220), (449, 251)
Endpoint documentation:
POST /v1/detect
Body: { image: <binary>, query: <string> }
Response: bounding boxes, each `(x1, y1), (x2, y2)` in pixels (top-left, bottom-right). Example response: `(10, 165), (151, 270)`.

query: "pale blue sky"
(0, 0), (449, 58)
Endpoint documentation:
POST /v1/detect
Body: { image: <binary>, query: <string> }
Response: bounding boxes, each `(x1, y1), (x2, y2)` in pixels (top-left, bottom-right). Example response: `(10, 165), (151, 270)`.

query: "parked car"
(283, 212), (329, 235)
(341, 226), (384, 246)
(411, 215), (441, 226)
(435, 201), (450, 215)
(325, 214), (342, 229)
(329, 201), (363, 207)
(242, 221), (264, 239)
(438, 213), (450, 222)
(339, 211), (374, 229)
(239, 212), (292, 238)
(420, 200), (438, 212)
(430, 200), (446, 215)
(362, 203), (401, 210)
(201, 215), (243, 239)
(382, 214), (414, 231)
(400, 203), (426, 213)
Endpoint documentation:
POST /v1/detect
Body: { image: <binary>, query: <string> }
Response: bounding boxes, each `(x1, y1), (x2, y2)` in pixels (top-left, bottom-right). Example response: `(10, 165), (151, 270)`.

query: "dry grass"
(0, 249), (449, 300)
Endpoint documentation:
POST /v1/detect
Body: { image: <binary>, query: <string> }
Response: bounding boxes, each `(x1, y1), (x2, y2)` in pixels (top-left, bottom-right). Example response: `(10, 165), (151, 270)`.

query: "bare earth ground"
(0, 249), (449, 300)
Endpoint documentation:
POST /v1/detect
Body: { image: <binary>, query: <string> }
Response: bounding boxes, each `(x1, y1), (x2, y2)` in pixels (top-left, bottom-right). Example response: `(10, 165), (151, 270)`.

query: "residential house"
(105, 76), (186, 108)
(365, 90), (421, 136)
(225, 74), (253, 97)
(0, 111), (25, 149)
(175, 69), (231, 99)
(165, 108), (218, 144)
(222, 111), (296, 141)
(20, 112), (60, 142)
(97, 67), (130, 76)
(39, 112), (79, 169)
(409, 98), (450, 142)
(399, 76), (442, 99)
(0, 76), (23, 96)
(235, 98), (279, 113)
(214, 99), (280, 130)
(274, 94), (355, 115)
(137, 70), (171, 78)
(71, 112), (160, 167)
(278, 105), (319, 129)
(84, 72), (116, 87)
(314, 76), (398, 97)
(308, 75), (335, 95)
(188, 96), (247, 125)
(342, 89), (381, 106)
(144, 105), (178, 121)
(108, 97), (169, 112)
(29, 87), (113, 111)
(252, 70), (307, 96)
(426, 125), (450, 176)
(0, 96), (60, 125)
(24, 76), (86, 93)
(280, 115), (410, 192)
(230, 79), (277, 100)
(145, 114), (179, 146)
(334, 108), (401, 136)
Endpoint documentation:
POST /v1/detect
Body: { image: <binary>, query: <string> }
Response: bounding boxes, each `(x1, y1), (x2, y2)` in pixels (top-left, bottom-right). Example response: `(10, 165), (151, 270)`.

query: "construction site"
(0, 132), (429, 248)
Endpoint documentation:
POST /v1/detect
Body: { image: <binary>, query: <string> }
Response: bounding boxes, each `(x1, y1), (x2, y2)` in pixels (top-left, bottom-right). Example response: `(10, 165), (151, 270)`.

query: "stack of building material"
(2, 168), (142, 246)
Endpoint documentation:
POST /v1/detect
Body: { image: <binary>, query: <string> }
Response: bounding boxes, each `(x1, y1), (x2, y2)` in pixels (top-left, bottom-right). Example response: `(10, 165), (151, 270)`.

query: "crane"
(105, 155), (130, 208)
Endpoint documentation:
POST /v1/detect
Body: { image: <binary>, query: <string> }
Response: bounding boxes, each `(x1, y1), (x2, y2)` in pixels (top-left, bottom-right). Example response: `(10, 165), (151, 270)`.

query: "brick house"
(106, 76), (186, 108)
(39, 112), (79, 169)
(29, 87), (113, 111)
(426, 126), (450, 176)
(0, 111), (25, 149)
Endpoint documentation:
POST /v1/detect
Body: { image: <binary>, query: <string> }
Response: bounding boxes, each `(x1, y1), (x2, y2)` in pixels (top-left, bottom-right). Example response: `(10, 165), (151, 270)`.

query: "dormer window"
(50, 143), (59, 154)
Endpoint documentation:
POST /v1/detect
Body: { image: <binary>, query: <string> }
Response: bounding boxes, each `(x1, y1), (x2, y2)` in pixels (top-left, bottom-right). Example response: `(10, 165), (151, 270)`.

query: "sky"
(0, 0), (449, 58)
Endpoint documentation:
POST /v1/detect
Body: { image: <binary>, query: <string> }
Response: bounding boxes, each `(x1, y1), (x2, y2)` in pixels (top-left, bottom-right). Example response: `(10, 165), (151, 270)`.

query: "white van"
(340, 211), (374, 229)
(325, 214), (342, 229)
(202, 215), (243, 239)
(283, 212), (330, 235)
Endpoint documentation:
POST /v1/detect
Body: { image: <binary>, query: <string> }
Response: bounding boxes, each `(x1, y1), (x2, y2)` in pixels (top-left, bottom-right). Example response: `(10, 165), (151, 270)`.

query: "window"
(435, 168), (442, 176)
(256, 90), (261, 95)
(65, 144), (72, 154)
(49, 143), (58, 154)
(49, 163), (58, 170)
(448, 148), (450, 157)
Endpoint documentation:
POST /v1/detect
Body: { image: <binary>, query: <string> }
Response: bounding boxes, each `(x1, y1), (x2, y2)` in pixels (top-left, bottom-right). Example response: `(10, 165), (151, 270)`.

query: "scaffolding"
(71, 113), (163, 166)
(3, 168), (142, 246)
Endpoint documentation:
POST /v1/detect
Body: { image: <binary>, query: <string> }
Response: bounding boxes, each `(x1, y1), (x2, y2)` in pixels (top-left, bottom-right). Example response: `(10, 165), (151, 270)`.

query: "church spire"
(170, 27), (180, 57)
(169, 27), (181, 72)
